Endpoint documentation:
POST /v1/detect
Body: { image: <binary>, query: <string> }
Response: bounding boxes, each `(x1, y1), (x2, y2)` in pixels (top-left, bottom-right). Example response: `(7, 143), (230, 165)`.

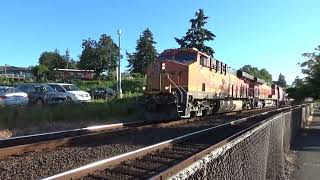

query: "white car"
(0, 86), (29, 106)
(46, 83), (91, 102)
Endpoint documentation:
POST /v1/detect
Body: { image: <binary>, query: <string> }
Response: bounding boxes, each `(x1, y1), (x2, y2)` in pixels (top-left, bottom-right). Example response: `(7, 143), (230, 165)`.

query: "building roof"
(0, 66), (31, 72)
(53, 68), (94, 72)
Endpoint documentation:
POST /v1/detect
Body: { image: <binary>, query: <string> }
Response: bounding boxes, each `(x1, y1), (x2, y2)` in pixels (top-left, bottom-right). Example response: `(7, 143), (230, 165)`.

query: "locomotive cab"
(145, 49), (197, 118)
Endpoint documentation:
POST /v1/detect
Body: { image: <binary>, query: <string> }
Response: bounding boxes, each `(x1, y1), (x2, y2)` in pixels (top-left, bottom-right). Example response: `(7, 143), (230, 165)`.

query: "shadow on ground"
(292, 128), (320, 180)
(293, 129), (320, 152)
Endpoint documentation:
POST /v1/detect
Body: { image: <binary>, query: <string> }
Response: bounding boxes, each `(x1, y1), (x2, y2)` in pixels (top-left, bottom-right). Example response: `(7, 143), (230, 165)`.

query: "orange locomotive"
(145, 48), (285, 118)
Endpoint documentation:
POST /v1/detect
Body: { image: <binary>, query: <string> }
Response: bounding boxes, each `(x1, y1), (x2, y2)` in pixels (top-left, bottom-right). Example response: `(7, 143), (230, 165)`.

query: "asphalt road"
(292, 108), (320, 180)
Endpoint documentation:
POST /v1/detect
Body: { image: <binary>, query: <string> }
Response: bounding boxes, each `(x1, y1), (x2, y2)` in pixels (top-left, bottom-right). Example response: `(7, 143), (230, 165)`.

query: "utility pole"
(117, 29), (123, 98)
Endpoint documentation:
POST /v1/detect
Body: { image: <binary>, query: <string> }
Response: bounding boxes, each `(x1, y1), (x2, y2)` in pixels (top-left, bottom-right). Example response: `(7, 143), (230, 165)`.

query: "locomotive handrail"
(177, 81), (188, 95)
(166, 74), (185, 103)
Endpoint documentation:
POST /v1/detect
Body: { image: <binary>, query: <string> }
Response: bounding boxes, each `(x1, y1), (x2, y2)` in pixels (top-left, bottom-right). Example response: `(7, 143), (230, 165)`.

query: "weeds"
(0, 77), (147, 130)
(0, 95), (144, 129)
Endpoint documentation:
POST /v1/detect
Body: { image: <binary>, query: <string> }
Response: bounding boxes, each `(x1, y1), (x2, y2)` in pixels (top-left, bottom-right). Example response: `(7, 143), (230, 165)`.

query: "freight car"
(145, 48), (286, 118)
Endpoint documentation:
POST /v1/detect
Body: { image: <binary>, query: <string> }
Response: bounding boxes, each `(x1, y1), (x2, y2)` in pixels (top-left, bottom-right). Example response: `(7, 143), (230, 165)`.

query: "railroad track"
(43, 105), (296, 180)
(0, 106), (277, 158)
(0, 106), (286, 179)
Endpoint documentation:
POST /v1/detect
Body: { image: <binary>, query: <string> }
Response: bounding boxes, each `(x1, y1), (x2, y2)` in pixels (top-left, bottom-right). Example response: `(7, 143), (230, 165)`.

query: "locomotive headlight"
(142, 86), (146, 90)
(161, 63), (166, 70)
(165, 86), (169, 90)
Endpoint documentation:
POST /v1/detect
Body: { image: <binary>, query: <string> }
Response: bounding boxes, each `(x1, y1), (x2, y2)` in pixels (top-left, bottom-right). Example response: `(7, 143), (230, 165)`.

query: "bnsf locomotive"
(145, 48), (285, 118)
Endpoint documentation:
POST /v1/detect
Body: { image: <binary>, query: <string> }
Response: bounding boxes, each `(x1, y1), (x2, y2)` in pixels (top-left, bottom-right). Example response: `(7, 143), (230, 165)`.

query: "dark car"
(17, 84), (68, 105)
(88, 87), (117, 100)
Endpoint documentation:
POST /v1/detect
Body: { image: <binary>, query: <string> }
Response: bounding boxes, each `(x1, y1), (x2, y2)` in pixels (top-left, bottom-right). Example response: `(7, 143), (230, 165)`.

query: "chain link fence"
(170, 105), (311, 180)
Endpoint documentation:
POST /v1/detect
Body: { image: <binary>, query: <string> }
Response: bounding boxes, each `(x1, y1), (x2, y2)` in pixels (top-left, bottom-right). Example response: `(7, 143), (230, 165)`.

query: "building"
(53, 68), (95, 81)
(0, 65), (34, 80)
(121, 71), (134, 80)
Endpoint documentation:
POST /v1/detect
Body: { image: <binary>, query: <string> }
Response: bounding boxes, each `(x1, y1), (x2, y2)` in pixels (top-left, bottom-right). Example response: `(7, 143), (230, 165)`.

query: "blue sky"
(1, 0), (319, 84)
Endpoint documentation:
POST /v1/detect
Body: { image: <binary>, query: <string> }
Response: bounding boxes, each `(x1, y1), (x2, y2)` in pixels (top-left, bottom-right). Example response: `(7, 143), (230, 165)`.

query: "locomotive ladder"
(166, 74), (188, 115)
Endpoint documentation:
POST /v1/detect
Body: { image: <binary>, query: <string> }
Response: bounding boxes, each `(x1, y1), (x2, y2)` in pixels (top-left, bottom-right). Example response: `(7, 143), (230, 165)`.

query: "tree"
(292, 76), (304, 87)
(259, 68), (272, 83)
(276, 73), (287, 87)
(39, 49), (67, 71)
(32, 65), (49, 81)
(288, 45), (320, 102)
(78, 39), (97, 72)
(63, 49), (77, 69)
(287, 76), (309, 103)
(240, 65), (272, 83)
(78, 34), (119, 78)
(127, 28), (158, 75)
(38, 49), (67, 79)
(175, 9), (216, 56)
(300, 45), (320, 99)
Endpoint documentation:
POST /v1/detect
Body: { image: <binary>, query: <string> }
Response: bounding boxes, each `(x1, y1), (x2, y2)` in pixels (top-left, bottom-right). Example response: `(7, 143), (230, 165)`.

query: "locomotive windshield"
(159, 52), (197, 62)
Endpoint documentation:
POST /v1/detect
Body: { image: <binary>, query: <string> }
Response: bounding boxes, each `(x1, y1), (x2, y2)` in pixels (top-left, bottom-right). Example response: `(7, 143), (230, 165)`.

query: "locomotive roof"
(161, 48), (272, 85)
(161, 48), (210, 57)
(237, 70), (269, 84)
(237, 70), (255, 81)
(255, 77), (266, 84)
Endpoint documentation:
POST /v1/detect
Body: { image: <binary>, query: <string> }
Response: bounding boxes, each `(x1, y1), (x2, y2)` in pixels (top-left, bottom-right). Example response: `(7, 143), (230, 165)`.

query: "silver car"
(0, 86), (29, 106)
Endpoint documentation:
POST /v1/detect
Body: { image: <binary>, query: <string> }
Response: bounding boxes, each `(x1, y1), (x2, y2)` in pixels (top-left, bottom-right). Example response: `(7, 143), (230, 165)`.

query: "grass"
(74, 80), (116, 91)
(0, 77), (147, 131)
(0, 77), (34, 86)
(0, 94), (144, 129)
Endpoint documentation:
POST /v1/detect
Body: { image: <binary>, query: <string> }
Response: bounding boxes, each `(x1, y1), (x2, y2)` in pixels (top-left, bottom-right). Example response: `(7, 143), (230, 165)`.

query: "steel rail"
(0, 118), (195, 158)
(150, 106), (302, 180)
(0, 123), (124, 148)
(43, 106), (294, 180)
(0, 106), (278, 158)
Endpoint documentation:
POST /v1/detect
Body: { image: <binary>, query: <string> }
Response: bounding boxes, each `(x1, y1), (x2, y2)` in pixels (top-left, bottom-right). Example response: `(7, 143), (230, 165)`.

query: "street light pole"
(117, 29), (123, 98)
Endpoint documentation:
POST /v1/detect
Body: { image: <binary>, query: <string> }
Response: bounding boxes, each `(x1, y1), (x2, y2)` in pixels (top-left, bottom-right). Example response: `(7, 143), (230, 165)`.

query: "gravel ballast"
(0, 109), (273, 179)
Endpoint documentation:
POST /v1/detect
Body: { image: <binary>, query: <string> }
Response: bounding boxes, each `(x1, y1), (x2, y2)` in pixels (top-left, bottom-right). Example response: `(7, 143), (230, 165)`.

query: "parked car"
(88, 87), (117, 100)
(46, 83), (91, 102)
(0, 86), (29, 106)
(17, 84), (67, 105)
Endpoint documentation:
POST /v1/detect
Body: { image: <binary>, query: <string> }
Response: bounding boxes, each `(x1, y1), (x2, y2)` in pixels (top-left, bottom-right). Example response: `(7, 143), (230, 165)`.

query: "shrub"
(0, 95), (143, 129)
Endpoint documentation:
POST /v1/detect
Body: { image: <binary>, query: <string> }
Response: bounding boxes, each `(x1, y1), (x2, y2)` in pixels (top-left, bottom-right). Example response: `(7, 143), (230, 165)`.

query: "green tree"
(287, 76), (309, 102)
(175, 9), (216, 56)
(276, 73), (287, 87)
(292, 76), (304, 87)
(288, 45), (320, 102)
(240, 65), (272, 83)
(63, 49), (77, 69)
(38, 49), (67, 79)
(259, 68), (272, 83)
(39, 49), (67, 71)
(300, 45), (320, 99)
(78, 39), (96, 71)
(127, 28), (158, 75)
(78, 34), (119, 78)
(32, 65), (49, 81)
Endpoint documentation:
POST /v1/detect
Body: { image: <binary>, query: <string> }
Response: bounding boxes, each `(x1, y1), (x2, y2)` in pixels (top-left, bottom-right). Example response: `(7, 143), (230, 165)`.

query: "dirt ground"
(284, 150), (299, 180)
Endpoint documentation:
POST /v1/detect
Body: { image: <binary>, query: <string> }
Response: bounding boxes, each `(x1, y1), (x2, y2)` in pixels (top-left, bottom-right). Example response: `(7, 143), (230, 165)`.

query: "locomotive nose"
(145, 60), (188, 92)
